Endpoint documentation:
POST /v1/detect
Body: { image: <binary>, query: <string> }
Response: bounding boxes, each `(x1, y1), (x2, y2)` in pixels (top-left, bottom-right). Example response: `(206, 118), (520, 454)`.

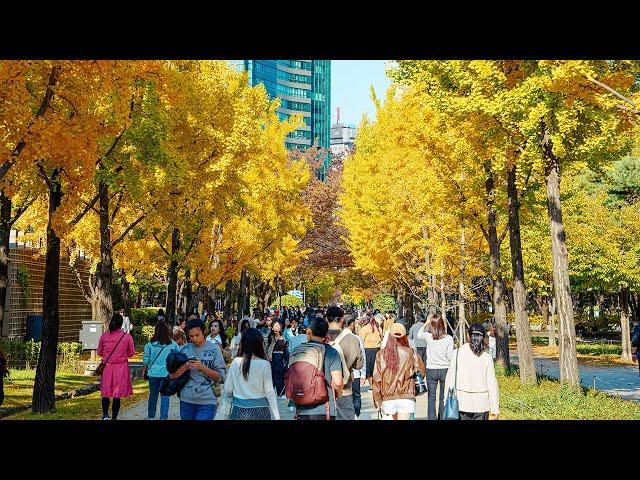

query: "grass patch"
(529, 344), (634, 367)
(497, 367), (640, 419)
(3, 379), (150, 420)
(1, 369), (98, 409)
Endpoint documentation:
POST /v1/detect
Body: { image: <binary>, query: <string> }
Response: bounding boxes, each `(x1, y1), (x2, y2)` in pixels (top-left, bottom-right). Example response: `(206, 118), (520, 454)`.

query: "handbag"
(414, 352), (427, 396)
(144, 344), (168, 381)
(95, 331), (127, 376)
(442, 347), (460, 420)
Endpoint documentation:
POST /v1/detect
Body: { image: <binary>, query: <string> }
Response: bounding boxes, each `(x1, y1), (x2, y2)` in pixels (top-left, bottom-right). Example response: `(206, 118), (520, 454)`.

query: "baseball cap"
(469, 323), (486, 336)
(391, 323), (407, 338)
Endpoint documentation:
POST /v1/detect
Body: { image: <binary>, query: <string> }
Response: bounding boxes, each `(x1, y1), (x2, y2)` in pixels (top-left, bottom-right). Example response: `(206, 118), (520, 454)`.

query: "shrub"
(372, 294), (395, 313)
(131, 324), (155, 345)
(270, 294), (304, 308)
(130, 307), (160, 327)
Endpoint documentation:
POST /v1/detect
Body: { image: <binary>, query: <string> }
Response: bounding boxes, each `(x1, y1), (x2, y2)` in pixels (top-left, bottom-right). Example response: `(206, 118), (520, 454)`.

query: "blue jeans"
(426, 368), (448, 420)
(179, 401), (216, 420)
(148, 377), (170, 420)
(351, 377), (361, 417)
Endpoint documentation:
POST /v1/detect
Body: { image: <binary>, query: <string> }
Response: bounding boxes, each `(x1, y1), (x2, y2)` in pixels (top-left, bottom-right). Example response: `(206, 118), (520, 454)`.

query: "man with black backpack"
(285, 317), (343, 420)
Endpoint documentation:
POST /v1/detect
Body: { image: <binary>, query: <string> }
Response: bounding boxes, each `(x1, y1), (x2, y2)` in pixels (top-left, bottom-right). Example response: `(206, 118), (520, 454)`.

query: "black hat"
(469, 323), (486, 336)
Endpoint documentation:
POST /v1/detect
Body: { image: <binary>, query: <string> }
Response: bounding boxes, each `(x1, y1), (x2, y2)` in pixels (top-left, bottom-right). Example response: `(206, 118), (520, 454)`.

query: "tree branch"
(70, 183), (106, 226)
(152, 231), (171, 257)
(110, 213), (146, 248)
(586, 76), (640, 113)
(110, 189), (124, 223)
(9, 194), (37, 227)
(498, 225), (509, 246)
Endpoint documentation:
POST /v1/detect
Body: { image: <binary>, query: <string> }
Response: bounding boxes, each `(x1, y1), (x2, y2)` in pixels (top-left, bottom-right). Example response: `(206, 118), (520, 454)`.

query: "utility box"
(79, 321), (102, 350)
(25, 315), (43, 342)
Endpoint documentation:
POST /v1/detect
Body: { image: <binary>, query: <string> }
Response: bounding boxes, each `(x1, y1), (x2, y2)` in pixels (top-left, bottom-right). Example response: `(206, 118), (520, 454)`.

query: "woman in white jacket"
(444, 323), (499, 420)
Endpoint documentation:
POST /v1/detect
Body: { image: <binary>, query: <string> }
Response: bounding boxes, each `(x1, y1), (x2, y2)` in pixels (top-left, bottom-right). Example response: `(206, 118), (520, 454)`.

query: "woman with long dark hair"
(358, 313), (383, 388)
(223, 328), (280, 420)
(207, 319), (227, 349)
(97, 313), (135, 420)
(443, 323), (499, 420)
(418, 313), (454, 420)
(230, 318), (251, 358)
(266, 321), (289, 398)
(143, 322), (178, 420)
(372, 323), (425, 420)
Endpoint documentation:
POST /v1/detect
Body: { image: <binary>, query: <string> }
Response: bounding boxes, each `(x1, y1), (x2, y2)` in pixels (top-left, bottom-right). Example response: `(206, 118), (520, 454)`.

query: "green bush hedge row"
(0, 340), (83, 370)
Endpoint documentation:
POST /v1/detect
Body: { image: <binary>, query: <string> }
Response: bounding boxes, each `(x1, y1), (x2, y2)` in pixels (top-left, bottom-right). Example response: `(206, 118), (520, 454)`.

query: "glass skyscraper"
(229, 60), (331, 178)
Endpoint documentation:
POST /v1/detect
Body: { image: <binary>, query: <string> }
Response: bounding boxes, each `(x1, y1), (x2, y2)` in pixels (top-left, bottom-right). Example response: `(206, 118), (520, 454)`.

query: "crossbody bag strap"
(102, 331), (127, 366)
(147, 344), (168, 370)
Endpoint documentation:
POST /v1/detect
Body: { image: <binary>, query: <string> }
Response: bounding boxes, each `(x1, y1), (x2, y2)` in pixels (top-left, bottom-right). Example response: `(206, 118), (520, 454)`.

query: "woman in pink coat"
(97, 313), (135, 420)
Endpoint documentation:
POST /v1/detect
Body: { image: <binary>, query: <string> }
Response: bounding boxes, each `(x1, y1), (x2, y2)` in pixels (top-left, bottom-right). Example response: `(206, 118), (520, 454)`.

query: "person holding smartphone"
(170, 318), (227, 420)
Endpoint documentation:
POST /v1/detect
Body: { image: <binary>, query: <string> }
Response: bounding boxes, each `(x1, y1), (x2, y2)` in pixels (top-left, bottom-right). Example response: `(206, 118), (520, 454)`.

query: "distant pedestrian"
(488, 326), (497, 360)
(156, 308), (165, 324)
(358, 313), (383, 388)
(97, 314), (135, 420)
(372, 323), (425, 420)
(346, 315), (366, 419)
(266, 320), (289, 397)
(409, 313), (428, 367)
(223, 328), (280, 420)
(326, 306), (364, 420)
(418, 313), (454, 420)
(230, 318), (251, 358)
(143, 322), (179, 420)
(172, 327), (187, 347)
(444, 323), (499, 420)
(119, 308), (132, 334)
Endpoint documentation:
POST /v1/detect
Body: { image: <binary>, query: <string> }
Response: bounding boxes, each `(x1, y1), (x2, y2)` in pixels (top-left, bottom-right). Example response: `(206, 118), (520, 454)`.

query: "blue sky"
(331, 60), (391, 126)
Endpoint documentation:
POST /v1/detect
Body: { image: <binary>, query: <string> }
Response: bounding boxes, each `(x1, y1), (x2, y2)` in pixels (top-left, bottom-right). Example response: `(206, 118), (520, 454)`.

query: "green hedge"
(131, 307), (162, 327)
(0, 340), (82, 370)
(131, 325), (155, 345)
(270, 294), (304, 308)
(372, 294), (395, 313)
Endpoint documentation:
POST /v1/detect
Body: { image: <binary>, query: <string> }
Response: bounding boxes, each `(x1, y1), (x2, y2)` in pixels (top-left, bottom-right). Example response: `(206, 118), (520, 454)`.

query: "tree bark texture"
(165, 228), (180, 324)
(32, 169), (62, 413)
(0, 193), (11, 336)
(94, 181), (113, 330)
(507, 165), (535, 384)
(543, 129), (579, 387)
(484, 167), (510, 369)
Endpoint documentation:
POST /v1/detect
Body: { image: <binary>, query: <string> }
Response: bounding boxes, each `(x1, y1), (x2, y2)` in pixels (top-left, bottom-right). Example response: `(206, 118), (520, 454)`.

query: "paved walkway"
(510, 352), (640, 402)
(119, 382), (432, 420)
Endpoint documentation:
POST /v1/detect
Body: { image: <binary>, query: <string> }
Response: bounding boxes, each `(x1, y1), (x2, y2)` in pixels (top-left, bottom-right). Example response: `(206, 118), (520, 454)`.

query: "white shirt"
(443, 343), (499, 415)
(121, 316), (131, 334)
(416, 329), (454, 369)
(206, 334), (222, 345)
(223, 357), (280, 419)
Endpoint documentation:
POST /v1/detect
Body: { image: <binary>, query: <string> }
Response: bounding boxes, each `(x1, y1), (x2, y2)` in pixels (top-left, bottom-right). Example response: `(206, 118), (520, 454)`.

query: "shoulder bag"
(143, 343), (168, 380)
(95, 331), (127, 376)
(442, 347), (460, 420)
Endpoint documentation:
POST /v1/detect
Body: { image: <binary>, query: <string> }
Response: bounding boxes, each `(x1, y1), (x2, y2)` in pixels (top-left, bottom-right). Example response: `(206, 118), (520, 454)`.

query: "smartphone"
(188, 356), (197, 361)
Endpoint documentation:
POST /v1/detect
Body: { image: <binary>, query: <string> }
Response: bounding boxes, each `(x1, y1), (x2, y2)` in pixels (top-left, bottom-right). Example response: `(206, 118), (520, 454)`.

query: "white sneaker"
(354, 415), (360, 420)
(288, 406), (295, 412)
(102, 415), (110, 420)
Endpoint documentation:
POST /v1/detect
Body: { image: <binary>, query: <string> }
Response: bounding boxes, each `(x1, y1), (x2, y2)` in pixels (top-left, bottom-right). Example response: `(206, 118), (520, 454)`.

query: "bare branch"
(9, 194), (37, 227)
(152, 231), (171, 257)
(70, 183), (106, 226)
(498, 225), (509, 246)
(586, 76), (640, 113)
(110, 189), (124, 223)
(110, 213), (145, 248)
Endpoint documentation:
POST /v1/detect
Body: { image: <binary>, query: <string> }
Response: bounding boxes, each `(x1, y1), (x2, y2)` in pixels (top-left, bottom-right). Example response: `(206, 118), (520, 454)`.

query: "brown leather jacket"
(372, 345), (426, 407)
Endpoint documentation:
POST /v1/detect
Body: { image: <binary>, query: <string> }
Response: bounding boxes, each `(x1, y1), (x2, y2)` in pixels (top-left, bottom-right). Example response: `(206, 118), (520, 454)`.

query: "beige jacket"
(443, 343), (499, 415)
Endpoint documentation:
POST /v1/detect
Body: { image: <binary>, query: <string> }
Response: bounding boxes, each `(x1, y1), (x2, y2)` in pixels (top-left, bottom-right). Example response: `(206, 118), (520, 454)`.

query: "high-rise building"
(230, 60), (331, 178)
(330, 107), (357, 157)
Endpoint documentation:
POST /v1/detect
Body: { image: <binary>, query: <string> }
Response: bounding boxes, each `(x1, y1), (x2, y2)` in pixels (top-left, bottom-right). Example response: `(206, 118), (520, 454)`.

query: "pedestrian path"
(510, 352), (640, 402)
(119, 382), (431, 420)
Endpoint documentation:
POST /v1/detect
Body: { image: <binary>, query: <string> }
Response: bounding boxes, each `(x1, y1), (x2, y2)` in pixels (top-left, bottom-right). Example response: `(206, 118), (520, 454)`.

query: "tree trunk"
(120, 269), (131, 318)
(421, 225), (437, 315)
(244, 273), (251, 315)
(0, 192), (11, 336)
(165, 228), (180, 324)
(507, 164), (535, 384)
(543, 128), (579, 387)
(395, 287), (402, 319)
(458, 216), (467, 345)
(32, 169), (62, 413)
(484, 167), (509, 369)
(403, 285), (414, 324)
(440, 259), (447, 323)
(94, 181), (113, 330)
(549, 296), (557, 347)
(620, 287), (632, 361)
(224, 279), (234, 321)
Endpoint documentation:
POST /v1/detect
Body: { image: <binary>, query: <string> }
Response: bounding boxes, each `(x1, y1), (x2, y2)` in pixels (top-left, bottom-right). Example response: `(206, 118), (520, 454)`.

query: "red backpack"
(284, 343), (329, 410)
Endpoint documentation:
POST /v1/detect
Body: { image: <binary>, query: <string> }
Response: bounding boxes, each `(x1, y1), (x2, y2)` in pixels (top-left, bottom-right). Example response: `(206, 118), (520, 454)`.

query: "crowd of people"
(95, 304), (500, 421)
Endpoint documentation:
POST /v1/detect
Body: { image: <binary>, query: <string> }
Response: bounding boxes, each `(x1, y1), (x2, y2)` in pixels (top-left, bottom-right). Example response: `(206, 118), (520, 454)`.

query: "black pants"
(459, 411), (489, 420)
(416, 347), (427, 367)
(426, 368), (447, 420)
(296, 414), (336, 420)
(102, 397), (121, 419)
(351, 377), (362, 417)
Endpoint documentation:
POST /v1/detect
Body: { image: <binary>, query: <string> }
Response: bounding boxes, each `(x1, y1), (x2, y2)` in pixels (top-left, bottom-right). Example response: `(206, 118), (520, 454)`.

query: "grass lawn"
(515, 338), (634, 367)
(3, 379), (149, 420)
(497, 367), (640, 419)
(1, 369), (98, 409)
